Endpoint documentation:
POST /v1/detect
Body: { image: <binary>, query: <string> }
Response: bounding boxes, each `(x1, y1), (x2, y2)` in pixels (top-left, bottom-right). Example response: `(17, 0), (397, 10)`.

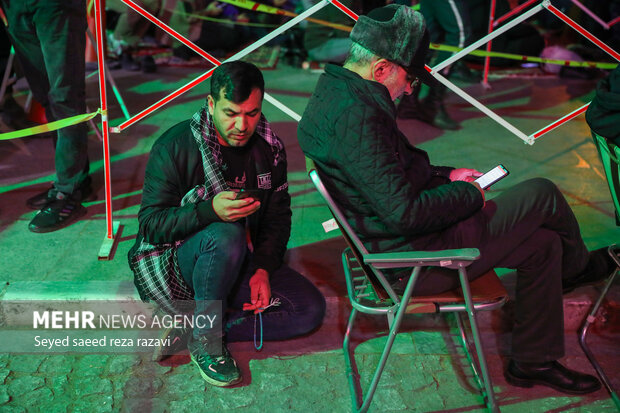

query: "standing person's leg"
(4, 1), (51, 114)
(17, 1), (92, 232)
(414, 0), (472, 129)
(34, 0), (89, 196)
(177, 222), (247, 386)
(225, 263), (326, 342)
(429, 0), (470, 67)
(4, 1), (90, 231)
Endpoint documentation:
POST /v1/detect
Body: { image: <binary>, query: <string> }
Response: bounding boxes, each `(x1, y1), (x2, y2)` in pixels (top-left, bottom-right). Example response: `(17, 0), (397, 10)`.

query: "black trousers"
(3, 0), (89, 194)
(408, 178), (590, 363)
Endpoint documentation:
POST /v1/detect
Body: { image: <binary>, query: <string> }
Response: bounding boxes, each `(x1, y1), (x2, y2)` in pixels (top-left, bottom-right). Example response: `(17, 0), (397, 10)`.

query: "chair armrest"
(364, 248), (480, 269)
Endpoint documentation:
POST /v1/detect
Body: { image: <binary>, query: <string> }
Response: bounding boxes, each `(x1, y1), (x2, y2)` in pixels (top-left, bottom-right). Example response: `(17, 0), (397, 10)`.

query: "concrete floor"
(0, 56), (619, 412)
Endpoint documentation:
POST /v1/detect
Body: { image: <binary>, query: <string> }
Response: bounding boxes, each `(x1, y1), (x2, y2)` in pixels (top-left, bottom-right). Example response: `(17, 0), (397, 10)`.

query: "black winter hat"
(350, 4), (435, 85)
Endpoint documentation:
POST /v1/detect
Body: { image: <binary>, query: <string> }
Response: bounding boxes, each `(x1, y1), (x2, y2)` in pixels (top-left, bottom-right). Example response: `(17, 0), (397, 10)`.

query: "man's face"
(381, 64), (415, 101)
(208, 87), (263, 147)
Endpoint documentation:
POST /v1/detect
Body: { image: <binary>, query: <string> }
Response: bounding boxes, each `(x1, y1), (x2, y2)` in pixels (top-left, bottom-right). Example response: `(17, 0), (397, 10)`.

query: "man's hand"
(243, 269), (271, 314)
(449, 169), (485, 202)
(449, 168), (483, 183)
(213, 191), (260, 222)
(470, 181), (485, 202)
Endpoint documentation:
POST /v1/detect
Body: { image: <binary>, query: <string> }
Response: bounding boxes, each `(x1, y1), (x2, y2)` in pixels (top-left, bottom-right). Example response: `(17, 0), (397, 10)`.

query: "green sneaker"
(152, 325), (190, 362)
(188, 336), (241, 387)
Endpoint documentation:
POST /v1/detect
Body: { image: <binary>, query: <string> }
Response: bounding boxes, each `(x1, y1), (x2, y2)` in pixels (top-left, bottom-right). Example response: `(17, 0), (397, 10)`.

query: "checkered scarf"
(130, 102), (282, 314)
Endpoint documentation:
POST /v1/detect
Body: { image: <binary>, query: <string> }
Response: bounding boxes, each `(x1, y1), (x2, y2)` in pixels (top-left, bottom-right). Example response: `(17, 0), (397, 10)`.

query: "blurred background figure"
(301, 0), (357, 66)
(107, 0), (163, 72)
(397, 0), (478, 130)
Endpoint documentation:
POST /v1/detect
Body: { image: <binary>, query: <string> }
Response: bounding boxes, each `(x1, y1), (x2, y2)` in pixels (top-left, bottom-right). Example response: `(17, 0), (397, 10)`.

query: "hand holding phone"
(213, 191), (260, 222)
(474, 165), (509, 189)
(235, 189), (261, 202)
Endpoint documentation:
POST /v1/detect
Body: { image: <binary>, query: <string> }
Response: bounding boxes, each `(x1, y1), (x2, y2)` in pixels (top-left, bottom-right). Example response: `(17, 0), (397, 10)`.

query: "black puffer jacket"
(586, 66), (620, 144)
(298, 64), (484, 253)
(130, 119), (291, 275)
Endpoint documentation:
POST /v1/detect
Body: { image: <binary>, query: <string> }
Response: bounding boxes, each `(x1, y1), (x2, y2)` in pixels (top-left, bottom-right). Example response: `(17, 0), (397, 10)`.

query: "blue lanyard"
(251, 297), (281, 351)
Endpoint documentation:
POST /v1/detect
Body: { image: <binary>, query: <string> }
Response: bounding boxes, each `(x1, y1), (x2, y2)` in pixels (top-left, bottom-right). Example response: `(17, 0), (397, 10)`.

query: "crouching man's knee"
(194, 222), (247, 264)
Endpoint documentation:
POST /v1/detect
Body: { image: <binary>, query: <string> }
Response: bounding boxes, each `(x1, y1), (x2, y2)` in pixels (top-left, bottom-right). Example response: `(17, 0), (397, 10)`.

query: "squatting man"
(298, 4), (618, 396)
(129, 61), (325, 387)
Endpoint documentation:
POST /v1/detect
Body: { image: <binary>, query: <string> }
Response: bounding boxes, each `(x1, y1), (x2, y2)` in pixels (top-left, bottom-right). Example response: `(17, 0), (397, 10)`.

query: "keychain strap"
(252, 298), (281, 350)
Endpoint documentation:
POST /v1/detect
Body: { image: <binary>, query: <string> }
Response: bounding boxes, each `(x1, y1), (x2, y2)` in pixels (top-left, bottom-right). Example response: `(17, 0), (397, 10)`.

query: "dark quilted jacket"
(586, 66), (620, 144)
(298, 64), (484, 253)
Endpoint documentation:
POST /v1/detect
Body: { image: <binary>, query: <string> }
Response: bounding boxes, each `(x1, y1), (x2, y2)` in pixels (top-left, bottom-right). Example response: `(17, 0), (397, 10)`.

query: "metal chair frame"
(308, 162), (508, 412)
(584, 132), (620, 408)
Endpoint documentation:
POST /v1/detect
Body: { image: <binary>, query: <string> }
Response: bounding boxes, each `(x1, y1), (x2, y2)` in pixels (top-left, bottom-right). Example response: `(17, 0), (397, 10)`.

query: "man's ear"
(207, 95), (215, 115)
(371, 59), (393, 83)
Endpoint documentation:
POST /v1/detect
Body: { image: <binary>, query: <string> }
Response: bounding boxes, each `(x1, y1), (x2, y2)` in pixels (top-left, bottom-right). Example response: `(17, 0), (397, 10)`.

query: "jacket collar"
(324, 64), (396, 117)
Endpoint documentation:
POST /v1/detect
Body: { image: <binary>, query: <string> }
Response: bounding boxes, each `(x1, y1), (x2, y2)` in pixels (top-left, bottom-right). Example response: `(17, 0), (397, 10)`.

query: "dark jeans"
(177, 222), (326, 342)
(3, 0), (89, 194)
(403, 178), (590, 363)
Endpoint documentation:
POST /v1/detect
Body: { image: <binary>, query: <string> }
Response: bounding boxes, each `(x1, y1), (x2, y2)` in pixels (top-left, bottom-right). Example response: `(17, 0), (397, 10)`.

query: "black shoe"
(429, 106), (461, 130)
(121, 53), (140, 71)
(141, 55), (157, 73)
(188, 336), (241, 387)
(152, 325), (190, 362)
(27, 179), (95, 210)
(26, 186), (57, 210)
(28, 191), (87, 233)
(505, 360), (601, 395)
(563, 247), (618, 293)
(415, 84), (461, 130)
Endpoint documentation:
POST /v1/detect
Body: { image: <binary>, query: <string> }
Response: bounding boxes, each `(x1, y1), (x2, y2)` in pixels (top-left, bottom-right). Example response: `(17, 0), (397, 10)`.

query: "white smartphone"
(474, 165), (509, 189)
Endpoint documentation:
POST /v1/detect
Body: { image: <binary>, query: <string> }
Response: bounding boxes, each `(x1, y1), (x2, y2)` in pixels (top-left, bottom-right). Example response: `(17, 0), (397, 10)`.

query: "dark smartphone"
(235, 189), (261, 201)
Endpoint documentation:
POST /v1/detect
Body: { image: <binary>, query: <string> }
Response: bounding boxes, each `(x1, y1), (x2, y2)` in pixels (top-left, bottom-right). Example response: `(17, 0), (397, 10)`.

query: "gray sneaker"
(188, 336), (241, 387)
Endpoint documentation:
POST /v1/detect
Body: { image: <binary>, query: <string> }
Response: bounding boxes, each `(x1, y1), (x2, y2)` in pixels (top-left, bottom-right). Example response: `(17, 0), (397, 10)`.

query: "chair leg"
(455, 312), (485, 392)
(458, 267), (499, 413)
(578, 263), (620, 409)
(343, 268), (422, 412)
(343, 308), (363, 411)
(343, 305), (404, 413)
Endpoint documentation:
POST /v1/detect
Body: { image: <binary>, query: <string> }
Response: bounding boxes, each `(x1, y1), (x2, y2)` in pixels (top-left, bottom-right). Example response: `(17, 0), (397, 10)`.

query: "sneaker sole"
(190, 355), (242, 387)
(28, 205), (87, 234)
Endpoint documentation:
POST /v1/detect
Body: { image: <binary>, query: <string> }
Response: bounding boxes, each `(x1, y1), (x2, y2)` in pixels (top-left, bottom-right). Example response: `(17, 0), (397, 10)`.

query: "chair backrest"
(592, 132), (620, 225)
(307, 158), (392, 300)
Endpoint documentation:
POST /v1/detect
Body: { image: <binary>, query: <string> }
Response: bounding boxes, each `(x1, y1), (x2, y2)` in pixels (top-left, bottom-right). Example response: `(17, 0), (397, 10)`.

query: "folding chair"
(307, 159), (508, 413)
(582, 132), (620, 408)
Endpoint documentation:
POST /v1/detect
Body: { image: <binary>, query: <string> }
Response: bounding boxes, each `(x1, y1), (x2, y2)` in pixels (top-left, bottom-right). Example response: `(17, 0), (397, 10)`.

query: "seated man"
(129, 61), (325, 387)
(298, 5), (615, 395)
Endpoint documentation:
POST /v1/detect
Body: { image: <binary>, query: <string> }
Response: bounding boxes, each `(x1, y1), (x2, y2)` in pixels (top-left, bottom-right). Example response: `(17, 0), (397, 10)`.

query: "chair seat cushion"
(405, 270), (508, 314)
